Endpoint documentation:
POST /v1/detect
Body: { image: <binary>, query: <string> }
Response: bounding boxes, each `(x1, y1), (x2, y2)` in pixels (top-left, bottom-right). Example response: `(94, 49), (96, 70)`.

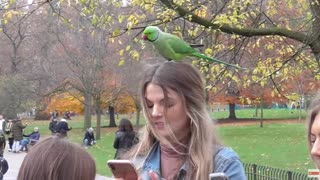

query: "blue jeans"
(20, 138), (29, 151)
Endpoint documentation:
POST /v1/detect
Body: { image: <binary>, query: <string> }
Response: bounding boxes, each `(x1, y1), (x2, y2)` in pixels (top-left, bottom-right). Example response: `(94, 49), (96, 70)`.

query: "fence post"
(287, 171), (292, 180)
(253, 164), (257, 180)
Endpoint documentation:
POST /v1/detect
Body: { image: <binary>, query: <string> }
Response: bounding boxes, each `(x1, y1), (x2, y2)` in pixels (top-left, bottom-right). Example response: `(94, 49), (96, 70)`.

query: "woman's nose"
(311, 139), (320, 157)
(152, 104), (163, 117)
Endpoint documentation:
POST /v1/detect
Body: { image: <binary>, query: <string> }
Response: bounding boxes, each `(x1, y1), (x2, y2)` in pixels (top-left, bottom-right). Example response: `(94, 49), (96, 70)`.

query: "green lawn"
(211, 108), (307, 120)
(217, 123), (313, 174)
(22, 109), (312, 176)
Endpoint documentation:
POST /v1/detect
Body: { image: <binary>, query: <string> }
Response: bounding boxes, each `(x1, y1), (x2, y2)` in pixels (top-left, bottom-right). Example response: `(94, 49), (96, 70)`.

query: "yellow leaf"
(112, 29), (120, 36)
(267, 44), (274, 50)
(119, 49), (124, 56)
(252, 75), (257, 81)
(118, 59), (125, 66)
(205, 48), (213, 55)
(118, 15), (124, 23)
(126, 45), (131, 51)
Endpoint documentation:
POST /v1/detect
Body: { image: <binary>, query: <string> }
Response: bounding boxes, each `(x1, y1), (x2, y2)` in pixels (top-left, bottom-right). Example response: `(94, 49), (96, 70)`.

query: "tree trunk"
(260, 99), (264, 128)
(108, 105), (116, 127)
(255, 104), (258, 117)
(228, 103), (237, 119)
(84, 91), (92, 129)
(95, 99), (101, 140)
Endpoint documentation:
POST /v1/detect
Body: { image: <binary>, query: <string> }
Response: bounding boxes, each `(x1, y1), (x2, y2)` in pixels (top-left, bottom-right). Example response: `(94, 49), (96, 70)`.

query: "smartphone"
(107, 159), (138, 180)
(209, 172), (229, 180)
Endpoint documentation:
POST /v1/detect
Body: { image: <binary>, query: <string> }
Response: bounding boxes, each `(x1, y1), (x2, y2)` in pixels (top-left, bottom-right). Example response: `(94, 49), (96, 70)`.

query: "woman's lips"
(154, 122), (164, 129)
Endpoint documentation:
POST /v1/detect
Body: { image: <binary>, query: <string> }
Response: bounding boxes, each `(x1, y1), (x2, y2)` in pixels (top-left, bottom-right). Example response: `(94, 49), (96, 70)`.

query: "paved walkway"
(3, 144), (112, 180)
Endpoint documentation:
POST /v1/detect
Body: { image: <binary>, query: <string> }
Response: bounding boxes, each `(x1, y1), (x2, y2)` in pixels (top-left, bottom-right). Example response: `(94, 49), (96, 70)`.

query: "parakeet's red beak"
(143, 35), (148, 40)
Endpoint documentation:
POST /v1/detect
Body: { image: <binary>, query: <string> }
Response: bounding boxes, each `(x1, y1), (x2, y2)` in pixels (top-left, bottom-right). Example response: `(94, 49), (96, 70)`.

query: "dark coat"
(0, 157), (8, 180)
(113, 131), (138, 159)
(56, 120), (72, 136)
(83, 131), (95, 142)
(49, 121), (58, 133)
(11, 121), (27, 141)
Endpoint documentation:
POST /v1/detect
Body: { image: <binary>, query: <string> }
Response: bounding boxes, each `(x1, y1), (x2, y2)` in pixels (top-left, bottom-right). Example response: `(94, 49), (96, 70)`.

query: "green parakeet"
(143, 26), (240, 69)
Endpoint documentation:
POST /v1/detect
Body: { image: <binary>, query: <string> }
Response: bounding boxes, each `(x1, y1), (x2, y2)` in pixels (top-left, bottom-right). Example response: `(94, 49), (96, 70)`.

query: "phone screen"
(107, 160), (138, 180)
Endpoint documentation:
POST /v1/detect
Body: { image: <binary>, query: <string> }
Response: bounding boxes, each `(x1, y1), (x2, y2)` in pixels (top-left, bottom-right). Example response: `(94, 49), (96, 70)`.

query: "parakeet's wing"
(165, 35), (196, 55)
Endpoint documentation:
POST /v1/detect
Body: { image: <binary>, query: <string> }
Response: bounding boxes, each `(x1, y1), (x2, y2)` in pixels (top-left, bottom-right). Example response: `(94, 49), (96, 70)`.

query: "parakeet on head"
(143, 26), (240, 69)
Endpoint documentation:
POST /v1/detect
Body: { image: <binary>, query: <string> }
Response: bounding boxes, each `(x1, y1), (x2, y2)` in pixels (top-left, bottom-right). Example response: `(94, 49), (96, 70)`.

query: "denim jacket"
(132, 142), (246, 180)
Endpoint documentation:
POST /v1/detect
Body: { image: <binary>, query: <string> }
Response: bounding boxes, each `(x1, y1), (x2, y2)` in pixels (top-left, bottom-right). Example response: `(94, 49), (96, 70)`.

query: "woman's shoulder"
(214, 146), (241, 161)
(214, 146), (246, 179)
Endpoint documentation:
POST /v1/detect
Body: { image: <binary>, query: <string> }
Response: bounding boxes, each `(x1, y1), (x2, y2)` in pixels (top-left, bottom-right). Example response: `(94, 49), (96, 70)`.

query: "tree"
(126, 0), (319, 118)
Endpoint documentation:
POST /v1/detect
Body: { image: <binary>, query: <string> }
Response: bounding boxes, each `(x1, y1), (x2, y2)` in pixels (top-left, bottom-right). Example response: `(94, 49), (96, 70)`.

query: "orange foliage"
(114, 95), (136, 114)
(46, 93), (84, 114)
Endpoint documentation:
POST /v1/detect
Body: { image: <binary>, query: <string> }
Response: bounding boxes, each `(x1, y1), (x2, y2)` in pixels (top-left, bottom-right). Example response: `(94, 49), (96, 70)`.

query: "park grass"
(217, 123), (313, 174)
(211, 108), (307, 120)
(21, 109), (312, 176)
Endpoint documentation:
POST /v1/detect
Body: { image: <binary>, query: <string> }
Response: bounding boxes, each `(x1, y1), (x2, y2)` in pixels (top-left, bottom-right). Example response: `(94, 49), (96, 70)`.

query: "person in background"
(11, 118), (27, 153)
(0, 115), (5, 133)
(49, 118), (58, 135)
(83, 127), (96, 148)
(20, 127), (40, 152)
(5, 119), (13, 152)
(123, 62), (246, 180)
(113, 118), (138, 159)
(17, 136), (96, 180)
(0, 155), (8, 180)
(56, 118), (72, 137)
(307, 92), (320, 168)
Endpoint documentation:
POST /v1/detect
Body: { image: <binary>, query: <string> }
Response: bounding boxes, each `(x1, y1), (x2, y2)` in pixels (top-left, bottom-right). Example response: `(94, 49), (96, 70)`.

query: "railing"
(243, 163), (316, 180)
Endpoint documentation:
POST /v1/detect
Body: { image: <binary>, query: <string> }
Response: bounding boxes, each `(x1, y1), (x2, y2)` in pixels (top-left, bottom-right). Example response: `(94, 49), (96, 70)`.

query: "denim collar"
(143, 141), (188, 179)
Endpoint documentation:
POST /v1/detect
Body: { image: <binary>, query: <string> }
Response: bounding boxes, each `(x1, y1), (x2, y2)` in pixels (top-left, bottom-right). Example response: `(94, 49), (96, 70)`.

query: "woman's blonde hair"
(17, 135), (96, 180)
(307, 92), (320, 164)
(127, 62), (220, 179)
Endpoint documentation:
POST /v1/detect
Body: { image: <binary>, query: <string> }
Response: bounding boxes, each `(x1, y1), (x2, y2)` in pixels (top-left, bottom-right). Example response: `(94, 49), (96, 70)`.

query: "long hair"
(127, 62), (220, 179)
(307, 92), (320, 167)
(119, 118), (134, 132)
(17, 136), (96, 180)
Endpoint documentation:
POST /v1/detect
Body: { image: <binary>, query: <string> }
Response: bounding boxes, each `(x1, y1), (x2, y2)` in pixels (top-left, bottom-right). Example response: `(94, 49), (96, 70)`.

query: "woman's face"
(145, 83), (189, 140)
(310, 113), (320, 167)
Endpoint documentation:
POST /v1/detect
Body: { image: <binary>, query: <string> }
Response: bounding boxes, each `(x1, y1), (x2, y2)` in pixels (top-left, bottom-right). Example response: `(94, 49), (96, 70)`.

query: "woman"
(17, 135), (96, 180)
(113, 118), (138, 159)
(124, 62), (246, 180)
(307, 93), (320, 168)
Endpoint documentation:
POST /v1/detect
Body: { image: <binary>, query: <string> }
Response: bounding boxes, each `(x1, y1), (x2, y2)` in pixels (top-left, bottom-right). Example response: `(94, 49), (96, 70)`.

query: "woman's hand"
(148, 170), (159, 180)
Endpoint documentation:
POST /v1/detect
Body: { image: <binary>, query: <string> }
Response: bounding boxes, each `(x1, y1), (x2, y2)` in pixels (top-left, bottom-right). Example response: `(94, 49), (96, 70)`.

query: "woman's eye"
(167, 103), (174, 108)
(147, 104), (153, 108)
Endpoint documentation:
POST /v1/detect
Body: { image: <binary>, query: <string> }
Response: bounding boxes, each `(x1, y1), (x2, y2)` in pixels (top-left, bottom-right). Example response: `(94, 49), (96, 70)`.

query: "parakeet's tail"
(192, 52), (242, 69)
